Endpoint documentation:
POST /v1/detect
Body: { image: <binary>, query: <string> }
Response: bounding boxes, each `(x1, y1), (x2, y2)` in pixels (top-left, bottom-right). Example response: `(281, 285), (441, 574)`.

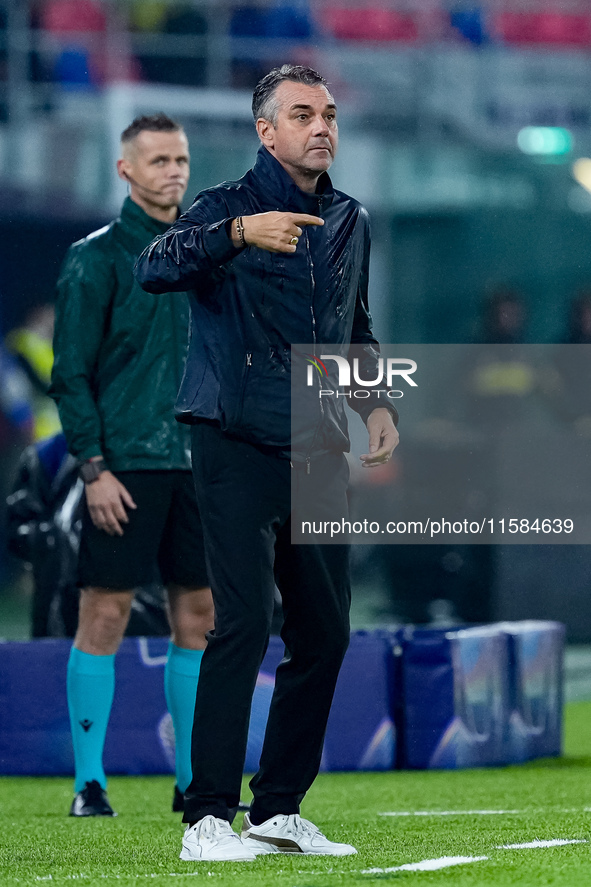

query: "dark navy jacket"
(135, 146), (391, 456)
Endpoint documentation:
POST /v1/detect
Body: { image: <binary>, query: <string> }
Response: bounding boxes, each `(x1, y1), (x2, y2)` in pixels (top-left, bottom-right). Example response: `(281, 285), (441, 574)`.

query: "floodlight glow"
(517, 127), (572, 156)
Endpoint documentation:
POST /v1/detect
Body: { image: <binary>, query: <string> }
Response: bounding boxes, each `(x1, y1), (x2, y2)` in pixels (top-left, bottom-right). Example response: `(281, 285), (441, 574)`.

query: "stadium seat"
(320, 6), (418, 42)
(42, 0), (106, 34)
(494, 12), (591, 47)
(449, 8), (488, 46)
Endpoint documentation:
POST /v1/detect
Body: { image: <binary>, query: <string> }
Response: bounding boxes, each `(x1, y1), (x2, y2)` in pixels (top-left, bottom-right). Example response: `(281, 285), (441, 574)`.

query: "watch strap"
(79, 457), (107, 484)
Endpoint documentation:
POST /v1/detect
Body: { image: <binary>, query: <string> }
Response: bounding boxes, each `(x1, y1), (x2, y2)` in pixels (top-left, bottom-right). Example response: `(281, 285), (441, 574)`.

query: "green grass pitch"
(2, 701), (591, 886)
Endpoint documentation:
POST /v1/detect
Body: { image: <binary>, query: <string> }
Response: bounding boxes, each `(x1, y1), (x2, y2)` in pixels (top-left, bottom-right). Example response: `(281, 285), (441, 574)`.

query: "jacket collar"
(250, 145), (335, 213)
(120, 196), (175, 243)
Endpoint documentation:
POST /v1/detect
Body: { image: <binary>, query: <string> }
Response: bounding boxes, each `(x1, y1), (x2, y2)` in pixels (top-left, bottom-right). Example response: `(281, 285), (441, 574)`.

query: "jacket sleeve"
(50, 243), (114, 462)
(135, 189), (244, 294)
(348, 210), (399, 427)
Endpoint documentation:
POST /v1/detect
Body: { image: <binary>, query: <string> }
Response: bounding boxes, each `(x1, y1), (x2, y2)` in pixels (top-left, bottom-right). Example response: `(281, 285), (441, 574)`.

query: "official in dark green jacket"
(50, 113), (213, 821)
(52, 194), (190, 471)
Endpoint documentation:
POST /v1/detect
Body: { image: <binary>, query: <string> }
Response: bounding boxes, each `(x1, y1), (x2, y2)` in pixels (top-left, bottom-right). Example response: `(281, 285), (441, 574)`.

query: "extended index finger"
(291, 213), (325, 227)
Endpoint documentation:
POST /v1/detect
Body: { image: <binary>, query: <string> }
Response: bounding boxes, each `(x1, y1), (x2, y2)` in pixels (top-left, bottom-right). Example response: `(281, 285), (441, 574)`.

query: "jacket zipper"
(303, 198), (325, 473)
(308, 196), (324, 348)
(236, 351), (252, 426)
(307, 229), (317, 346)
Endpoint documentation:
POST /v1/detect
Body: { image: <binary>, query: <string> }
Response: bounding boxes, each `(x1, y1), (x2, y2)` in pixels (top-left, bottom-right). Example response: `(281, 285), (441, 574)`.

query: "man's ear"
(256, 118), (275, 150)
(117, 158), (131, 183)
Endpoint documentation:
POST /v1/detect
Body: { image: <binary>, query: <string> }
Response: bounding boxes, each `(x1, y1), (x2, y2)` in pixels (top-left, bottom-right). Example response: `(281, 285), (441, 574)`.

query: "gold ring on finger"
(290, 236), (299, 245)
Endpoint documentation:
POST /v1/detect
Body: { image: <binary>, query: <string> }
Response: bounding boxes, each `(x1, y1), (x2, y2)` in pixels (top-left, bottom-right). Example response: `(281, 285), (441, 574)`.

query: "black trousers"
(183, 422), (351, 824)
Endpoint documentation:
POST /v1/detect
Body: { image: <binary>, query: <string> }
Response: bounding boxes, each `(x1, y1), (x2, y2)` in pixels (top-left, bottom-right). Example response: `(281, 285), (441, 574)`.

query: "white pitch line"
(379, 807), (589, 817)
(379, 810), (519, 817)
(362, 855), (489, 874)
(498, 839), (588, 850)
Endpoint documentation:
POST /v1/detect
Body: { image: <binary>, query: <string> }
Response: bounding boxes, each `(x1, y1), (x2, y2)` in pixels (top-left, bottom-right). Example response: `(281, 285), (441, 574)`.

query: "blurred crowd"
(1, 1), (589, 95)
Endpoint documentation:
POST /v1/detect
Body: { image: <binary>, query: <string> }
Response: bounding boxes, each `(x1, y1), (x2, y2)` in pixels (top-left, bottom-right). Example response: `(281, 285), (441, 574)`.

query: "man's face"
(118, 129), (190, 213)
(258, 81), (338, 186)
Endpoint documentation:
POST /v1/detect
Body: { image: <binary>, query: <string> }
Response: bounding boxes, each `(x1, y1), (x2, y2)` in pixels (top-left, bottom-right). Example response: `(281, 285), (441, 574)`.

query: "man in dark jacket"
(136, 66), (398, 862)
(51, 114), (214, 818)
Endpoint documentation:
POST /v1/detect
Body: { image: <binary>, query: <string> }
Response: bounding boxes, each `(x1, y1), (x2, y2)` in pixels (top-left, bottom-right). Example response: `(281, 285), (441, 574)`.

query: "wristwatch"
(79, 457), (107, 484)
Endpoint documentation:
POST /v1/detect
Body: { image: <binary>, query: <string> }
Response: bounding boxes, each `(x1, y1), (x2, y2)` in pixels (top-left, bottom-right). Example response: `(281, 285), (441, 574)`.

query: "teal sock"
(67, 647), (115, 793)
(164, 643), (203, 793)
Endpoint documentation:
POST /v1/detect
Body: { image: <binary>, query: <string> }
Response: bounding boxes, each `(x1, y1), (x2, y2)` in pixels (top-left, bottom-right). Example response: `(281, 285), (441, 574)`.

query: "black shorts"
(78, 470), (209, 591)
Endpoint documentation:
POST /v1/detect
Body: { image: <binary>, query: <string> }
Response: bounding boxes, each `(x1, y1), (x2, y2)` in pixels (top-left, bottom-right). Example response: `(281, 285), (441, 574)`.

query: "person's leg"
(249, 454), (351, 823)
(248, 542), (350, 822)
(183, 423), (289, 825)
(160, 471), (215, 797)
(70, 472), (170, 805)
(165, 585), (213, 793)
(68, 588), (133, 791)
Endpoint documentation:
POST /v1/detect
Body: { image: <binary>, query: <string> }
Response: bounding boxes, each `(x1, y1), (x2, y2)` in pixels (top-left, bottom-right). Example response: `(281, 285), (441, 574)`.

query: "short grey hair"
(252, 64), (329, 126)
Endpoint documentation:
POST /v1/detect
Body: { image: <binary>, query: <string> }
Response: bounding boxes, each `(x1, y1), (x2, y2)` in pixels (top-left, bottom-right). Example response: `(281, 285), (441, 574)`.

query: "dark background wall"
(386, 209), (591, 345)
(0, 215), (106, 333)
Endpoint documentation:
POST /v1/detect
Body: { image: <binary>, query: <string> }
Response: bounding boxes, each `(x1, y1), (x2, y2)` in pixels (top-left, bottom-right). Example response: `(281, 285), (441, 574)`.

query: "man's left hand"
(360, 408), (399, 468)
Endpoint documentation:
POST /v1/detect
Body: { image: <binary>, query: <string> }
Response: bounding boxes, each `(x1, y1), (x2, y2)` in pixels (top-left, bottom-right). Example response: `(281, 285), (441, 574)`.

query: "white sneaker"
(241, 812), (357, 856)
(180, 815), (257, 862)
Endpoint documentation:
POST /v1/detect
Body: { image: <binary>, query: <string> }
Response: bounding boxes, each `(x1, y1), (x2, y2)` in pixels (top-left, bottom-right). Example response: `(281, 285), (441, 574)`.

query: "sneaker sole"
(241, 841), (279, 856)
(272, 849), (357, 856)
(180, 847), (256, 862)
(69, 811), (117, 817)
(242, 838), (357, 856)
(265, 848), (357, 856)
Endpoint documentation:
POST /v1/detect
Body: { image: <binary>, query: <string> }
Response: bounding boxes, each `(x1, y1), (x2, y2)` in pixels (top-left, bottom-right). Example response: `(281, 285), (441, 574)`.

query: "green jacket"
(50, 197), (191, 471)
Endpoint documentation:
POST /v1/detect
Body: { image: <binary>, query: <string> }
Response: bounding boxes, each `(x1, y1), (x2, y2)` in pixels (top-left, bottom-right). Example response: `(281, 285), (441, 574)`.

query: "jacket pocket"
(222, 347), (291, 446)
